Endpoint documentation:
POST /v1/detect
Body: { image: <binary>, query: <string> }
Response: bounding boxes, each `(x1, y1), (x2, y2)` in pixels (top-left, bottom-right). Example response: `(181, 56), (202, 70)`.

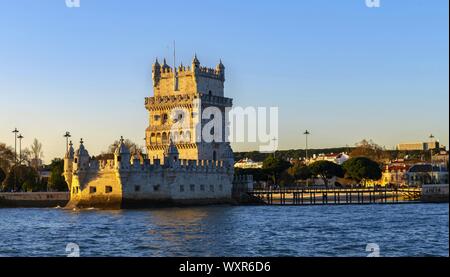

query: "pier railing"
(248, 188), (422, 205)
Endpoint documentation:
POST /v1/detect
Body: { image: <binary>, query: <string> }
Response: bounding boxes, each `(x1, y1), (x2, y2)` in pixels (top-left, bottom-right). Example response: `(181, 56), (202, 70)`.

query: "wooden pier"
(248, 188), (422, 205)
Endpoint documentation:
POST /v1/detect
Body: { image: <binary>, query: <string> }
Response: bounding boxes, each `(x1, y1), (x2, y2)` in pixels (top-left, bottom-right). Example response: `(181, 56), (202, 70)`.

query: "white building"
(307, 152), (349, 165)
(234, 158), (263, 169)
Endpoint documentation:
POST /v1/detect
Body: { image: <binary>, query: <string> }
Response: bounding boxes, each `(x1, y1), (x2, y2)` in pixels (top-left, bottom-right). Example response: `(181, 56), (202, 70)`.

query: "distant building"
(397, 140), (441, 151)
(405, 163), (449, 186)
(380, 163), (410, 187)
(234, 158), (263, 169)
(432, 151), (449, 167)
(307, 152), (349, 165)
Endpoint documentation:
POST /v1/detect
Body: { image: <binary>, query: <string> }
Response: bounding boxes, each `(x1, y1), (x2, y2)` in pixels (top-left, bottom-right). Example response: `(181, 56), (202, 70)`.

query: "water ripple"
(0, 204), (447, 256)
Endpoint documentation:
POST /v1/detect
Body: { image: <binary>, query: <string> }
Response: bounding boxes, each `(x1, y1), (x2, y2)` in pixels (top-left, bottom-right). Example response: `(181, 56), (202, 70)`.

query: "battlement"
(156, 63), (223, 79)
(152, 55), (225, 97)
(144, 92), (232, 111)
(71, 156), (231, 175)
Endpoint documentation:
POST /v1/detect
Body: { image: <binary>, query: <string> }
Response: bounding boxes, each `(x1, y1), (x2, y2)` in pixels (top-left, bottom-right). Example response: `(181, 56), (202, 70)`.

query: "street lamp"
(11, 128), (19, 192)
(17, 134), (24, 165)
(303, 130), (311, 187)
(12, 128), (19, 164)
(272, 137), (277, 158)
(64, 131), (71, 153)
(303, 130), (310, 161)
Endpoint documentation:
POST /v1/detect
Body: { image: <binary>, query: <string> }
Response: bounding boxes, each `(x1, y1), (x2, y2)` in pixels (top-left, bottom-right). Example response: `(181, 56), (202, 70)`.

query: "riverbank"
(0, 192), (69, 208)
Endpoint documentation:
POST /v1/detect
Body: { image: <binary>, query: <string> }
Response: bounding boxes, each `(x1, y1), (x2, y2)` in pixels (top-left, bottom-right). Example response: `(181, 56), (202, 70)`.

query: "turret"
(192, 54), (200, 71)
(216, 59), (225, 81)
(162, 58), (171, 72)
(73, 138), (90, 172)
(221, 142), (234, 169)
(152, 58), (161, 87)
(114, 136), (131, 170)
(164, 139), (179, 167)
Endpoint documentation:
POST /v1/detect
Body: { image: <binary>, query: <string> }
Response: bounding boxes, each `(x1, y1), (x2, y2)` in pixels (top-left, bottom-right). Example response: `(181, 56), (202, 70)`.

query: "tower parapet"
(151, 54), (225, 97)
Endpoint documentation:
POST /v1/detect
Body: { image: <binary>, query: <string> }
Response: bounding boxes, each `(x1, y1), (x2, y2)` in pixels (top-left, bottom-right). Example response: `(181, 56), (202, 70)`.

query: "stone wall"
(0, 192), (69, 208)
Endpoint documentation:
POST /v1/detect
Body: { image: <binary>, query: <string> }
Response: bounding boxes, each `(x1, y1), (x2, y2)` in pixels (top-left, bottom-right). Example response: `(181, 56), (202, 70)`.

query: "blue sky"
(0, 0), (448, 162)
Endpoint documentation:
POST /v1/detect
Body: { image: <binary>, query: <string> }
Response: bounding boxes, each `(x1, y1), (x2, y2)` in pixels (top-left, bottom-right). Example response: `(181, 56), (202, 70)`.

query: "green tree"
(262, 156), (291, 185)
(287, 163), (312, 180)
(0, 143), (15, 172)
(308, 161), (344, 187)
(350, 139), (388, 162)
(48, 158), (69, 192)
(342, 157), (382, 186)
(0, 167), (6, 186)
(2, 165), (41, 192)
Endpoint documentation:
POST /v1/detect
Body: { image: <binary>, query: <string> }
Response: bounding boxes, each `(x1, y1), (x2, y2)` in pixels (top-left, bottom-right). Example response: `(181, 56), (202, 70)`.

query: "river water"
(0, 204), (448, 257)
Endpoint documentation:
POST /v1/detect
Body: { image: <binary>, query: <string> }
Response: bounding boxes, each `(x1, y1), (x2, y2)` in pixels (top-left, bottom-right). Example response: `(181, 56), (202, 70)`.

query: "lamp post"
(272, 137), (277, 158)
(12, 128), (19, 164)
(64, 131), (71, 153)
(12, 128), (19, 192)
(17, 134), (24, 165)
(303, 130), (310, 161)
(303, 130), (311, 187)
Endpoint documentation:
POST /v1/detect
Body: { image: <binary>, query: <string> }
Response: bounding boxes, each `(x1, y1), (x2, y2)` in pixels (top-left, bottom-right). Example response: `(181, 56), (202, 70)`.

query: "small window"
(74, 158), (78, 163)
(208, 90), (212, 95)
(180, 185), (184, 192)
(89, 186), (97, 194)
(105, 186), (113, 193)
(210, 185), (214, 192)
(153, 184), (160, 191)
(200, 185), (205, 191)
(162, 113), (168, 124)
(190, 184), (195, 192)
(219, 184), (223, 191)
(134, 185), (141, 192)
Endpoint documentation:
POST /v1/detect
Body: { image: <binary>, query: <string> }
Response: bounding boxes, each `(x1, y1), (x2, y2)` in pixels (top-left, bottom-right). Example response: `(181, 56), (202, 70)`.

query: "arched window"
(162, 132), (168, 144)
(150, 133), (156, 144)
(179, 131), (184, 143)
(162, 113), (168, 124)
(185, 131), (191, 143)
(156, 133), (161, 144)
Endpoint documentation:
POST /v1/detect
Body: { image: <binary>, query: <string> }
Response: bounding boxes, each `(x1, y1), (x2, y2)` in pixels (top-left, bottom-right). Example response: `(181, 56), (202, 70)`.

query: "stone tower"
(145, 54), (233, 163)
